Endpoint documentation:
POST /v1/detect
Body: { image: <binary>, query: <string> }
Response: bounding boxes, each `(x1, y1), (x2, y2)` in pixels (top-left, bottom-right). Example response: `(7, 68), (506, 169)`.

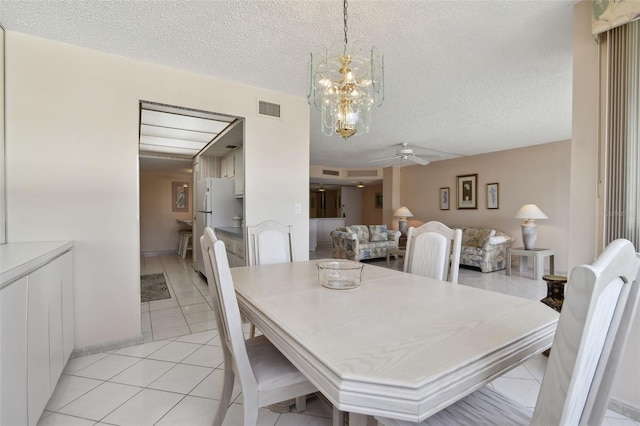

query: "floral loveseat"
(451, 226), (512, 272)
(331, 225), (401, 261)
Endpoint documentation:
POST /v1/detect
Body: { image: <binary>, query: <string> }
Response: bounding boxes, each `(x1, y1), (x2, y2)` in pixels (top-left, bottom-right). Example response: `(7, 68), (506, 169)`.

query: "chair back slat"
(247, 220), (294, 266)
(404, 221), (463, 283)
(532, 239), (640, 426)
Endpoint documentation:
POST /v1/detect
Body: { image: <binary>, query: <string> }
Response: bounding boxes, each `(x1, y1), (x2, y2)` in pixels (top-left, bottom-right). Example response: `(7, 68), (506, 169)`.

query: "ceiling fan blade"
(369, 155), (399, 164)
(409, 156), (430, 165)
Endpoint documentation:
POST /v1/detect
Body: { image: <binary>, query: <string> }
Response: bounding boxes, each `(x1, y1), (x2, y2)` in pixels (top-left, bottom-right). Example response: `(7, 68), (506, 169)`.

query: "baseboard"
(71, 334), (144, 358)
(609, 398), (640, 422)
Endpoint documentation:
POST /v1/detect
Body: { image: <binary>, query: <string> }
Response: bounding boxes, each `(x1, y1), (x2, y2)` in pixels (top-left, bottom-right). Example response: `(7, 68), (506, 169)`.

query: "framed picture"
(375, 192), (383, 209)
(439, 187), (450, 210)
(456, 174), (478, 209)
(172, 182), (189, 212)
(487, 183), (499, 209)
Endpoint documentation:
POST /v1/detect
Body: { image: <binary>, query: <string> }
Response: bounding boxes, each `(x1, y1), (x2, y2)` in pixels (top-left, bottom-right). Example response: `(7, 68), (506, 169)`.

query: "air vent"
(225, 145), (238, 149)
(347, 170), (378, 177)
(322, 169), (340, 176)
(258, 100), (281, 118)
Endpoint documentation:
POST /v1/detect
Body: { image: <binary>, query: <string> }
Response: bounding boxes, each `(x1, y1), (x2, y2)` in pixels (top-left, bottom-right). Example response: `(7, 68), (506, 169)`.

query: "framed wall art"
(172, 182), (189, 212)
(487, 183), (499, 209)
(439, 187), (450, 210)
(456, 174), (477, 209)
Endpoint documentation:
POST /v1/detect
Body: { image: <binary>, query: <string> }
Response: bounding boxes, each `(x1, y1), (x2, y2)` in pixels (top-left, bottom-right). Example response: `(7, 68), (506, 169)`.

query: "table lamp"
(393, 206), (414, 236)
(515, 204), (548, 250)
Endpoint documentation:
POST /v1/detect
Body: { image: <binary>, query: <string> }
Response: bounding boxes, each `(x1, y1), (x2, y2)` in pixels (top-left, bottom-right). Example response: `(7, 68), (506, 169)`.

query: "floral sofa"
(451, 225), (512, 272)
(331, 225), (401, 261)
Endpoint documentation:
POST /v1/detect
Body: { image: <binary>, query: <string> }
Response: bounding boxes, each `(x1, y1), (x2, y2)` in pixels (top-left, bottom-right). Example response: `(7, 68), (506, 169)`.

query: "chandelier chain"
(343, 0), (348, 48)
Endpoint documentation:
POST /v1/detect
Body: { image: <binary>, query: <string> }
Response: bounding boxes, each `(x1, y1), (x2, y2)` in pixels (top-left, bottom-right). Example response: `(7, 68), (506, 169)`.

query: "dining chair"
(404, 221), (462, 283)
(377, 238), (640, 426)
(246, 220), (294, 266)
(200, 227), (317, 426)
(246, 220), (294, 337)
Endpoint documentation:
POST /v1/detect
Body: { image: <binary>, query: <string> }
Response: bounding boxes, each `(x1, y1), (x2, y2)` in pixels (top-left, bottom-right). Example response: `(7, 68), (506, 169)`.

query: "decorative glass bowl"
(317, 260), (364, 290)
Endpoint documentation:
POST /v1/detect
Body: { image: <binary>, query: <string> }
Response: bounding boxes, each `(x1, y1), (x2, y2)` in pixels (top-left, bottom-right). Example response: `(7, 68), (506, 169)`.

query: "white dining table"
(231, 259), (559, 425)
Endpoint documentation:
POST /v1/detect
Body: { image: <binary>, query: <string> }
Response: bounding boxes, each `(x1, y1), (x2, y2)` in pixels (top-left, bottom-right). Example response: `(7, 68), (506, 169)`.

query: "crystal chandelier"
(308, 0), (384, 139)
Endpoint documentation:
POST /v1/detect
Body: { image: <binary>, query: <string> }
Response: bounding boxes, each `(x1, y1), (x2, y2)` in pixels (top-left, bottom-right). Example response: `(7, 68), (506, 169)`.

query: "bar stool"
(177, 229), (192, 258)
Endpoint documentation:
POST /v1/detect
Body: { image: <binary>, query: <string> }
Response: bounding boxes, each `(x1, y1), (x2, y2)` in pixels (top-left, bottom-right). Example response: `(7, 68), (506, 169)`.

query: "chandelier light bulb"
(308, 0), (384, 139)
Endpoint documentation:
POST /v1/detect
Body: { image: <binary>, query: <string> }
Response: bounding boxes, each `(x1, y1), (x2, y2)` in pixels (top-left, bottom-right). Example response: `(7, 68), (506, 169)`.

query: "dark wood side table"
(541, 274), (567, 356)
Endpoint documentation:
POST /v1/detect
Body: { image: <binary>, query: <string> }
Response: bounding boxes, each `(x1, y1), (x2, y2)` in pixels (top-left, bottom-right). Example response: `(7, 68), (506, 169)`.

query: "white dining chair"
(246, 220), (294, 338)
(377, 238), (640, 426)
(200, 227), (317, 426)
(246, 220), (294, 266)
(404, 221), (462, 283)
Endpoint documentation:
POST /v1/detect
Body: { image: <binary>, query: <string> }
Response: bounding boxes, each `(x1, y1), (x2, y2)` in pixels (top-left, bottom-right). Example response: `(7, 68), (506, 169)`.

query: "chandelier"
(308, 0), (384, 139)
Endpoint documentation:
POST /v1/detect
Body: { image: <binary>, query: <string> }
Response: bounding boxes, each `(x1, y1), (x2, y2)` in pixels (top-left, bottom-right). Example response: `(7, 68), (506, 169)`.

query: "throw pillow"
(347, 225), (370, 244)
(369, 225), (388, 242)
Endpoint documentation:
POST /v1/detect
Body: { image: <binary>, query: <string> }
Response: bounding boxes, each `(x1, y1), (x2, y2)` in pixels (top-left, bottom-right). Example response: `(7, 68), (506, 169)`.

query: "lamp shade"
(514, 204), (548, 220)
(393, 207), (414, 218)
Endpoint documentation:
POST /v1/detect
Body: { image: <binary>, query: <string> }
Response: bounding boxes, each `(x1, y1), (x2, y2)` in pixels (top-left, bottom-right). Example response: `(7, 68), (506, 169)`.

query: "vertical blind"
(603, 20), (640, 249)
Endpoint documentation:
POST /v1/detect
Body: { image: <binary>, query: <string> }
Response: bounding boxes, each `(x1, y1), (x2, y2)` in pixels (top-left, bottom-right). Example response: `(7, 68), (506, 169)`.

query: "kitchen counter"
(1, 241), (74, 289)
(215, 227), (244, 237)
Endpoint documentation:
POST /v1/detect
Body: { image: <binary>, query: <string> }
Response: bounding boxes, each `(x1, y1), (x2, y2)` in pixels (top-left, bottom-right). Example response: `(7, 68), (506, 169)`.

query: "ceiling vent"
(322, 169), (340, 176)
(258, 100), (281, 119)
(347, 170), (378, 177)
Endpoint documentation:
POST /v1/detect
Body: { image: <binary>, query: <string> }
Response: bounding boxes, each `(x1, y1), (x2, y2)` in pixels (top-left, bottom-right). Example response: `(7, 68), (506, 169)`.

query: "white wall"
(570, 1), (640, 413)
(341, 186), (363, 226)
(5, 32), (310, 350)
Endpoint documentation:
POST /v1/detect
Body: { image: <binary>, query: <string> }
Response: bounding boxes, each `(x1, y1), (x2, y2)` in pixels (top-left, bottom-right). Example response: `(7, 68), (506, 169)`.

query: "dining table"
(231, 259), (559, 425)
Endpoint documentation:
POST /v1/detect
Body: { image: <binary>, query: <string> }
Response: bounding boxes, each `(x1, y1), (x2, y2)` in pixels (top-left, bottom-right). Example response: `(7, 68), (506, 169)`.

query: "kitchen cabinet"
(0, 242), (74, 426)
(215, 228), (245, 267)
(234, 147), (244, 198)
(221, 153), (235, 179)
(316, 218), (345, 245)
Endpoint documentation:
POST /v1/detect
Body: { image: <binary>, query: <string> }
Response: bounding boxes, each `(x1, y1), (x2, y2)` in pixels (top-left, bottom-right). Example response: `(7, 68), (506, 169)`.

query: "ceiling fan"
(369, 143), (442, 166)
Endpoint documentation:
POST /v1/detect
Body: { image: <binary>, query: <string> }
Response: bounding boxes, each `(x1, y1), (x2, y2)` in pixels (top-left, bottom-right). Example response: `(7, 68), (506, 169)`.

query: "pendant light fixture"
(308, 0), (384, 139)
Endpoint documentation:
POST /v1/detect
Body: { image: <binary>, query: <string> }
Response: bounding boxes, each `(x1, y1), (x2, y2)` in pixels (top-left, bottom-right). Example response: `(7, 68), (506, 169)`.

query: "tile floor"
(38, 248), (639, 426)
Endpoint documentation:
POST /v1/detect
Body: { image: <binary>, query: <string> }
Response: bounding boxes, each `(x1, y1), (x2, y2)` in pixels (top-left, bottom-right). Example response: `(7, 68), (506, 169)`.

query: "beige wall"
(5, 32), (310, 350)
(140, 171), (192, 254)
(400, 140), (572, 273)
(362, 184), (383, 225)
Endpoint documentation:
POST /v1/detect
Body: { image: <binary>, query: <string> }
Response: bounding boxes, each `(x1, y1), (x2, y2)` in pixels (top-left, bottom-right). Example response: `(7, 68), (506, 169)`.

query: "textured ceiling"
(0, 0), (575, 168)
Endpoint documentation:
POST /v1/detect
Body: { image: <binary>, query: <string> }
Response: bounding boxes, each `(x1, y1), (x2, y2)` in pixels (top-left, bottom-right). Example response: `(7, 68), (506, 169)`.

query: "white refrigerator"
(194, 178), (238, 273)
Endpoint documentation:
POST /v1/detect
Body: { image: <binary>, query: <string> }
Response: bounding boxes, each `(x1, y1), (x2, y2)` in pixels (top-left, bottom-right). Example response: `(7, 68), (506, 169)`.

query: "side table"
(506, 247), (554, 280)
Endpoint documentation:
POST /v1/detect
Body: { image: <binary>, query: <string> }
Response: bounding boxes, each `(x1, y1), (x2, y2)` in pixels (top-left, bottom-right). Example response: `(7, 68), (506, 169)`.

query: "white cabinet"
(234, 147), (244, 198)
(317, 218), (345, 245)
(217, 229), (245, 267)
(0, 276), (28, 426)
(221, 153), (235, 179)
(0, 244), (74, 426)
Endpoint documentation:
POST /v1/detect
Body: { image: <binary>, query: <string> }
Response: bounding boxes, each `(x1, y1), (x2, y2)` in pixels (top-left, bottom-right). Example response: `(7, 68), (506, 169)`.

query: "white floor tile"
(149, 363), (214, 394)
(181, 344), (225, 368)
(113, 339), (172, 358)
(188, 320), (218, 333)
(150, 307), (187, 328)
(57, 382), (142, 421)
(149, 297), (180, 311)
(110, 358), (176, 387)
(37, 412), (97, 426)
(72, 354), (140, 381)
(276, 411), (333, 426)
(62, 352), (109, 375)
(490, 377), (541, 408)
(155, 395), (217, 426)
(152, 325), (192, 341)
(174, 329), (218, 345)
(146, 341), (202, 363)
(220, 403), (280, 426)
(501, 364), (536, 380)
(189, 369), (241, 401)
(101, 388), (184, 426)
(45, 375), (103, 411)
(181, 302), (213, 315)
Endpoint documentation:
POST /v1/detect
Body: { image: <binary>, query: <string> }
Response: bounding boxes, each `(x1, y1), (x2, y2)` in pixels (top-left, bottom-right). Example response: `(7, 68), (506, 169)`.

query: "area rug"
(140, 273), (171, 303)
